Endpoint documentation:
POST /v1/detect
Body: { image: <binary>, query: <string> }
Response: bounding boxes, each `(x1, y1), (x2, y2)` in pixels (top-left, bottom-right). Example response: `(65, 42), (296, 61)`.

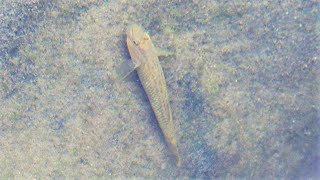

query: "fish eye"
(133, 40), (139, 45)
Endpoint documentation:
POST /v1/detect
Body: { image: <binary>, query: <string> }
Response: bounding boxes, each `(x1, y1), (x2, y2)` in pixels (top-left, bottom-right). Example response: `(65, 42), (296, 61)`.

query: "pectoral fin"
(156, 48), (174, 58)
(114, 60), (139, 81)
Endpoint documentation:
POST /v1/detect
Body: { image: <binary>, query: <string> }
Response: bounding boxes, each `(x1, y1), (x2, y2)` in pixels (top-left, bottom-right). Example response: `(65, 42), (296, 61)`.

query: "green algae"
(208, 79), (219, 96)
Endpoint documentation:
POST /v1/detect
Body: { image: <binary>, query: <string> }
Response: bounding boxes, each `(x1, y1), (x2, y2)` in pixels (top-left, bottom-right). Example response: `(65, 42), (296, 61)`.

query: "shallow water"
(0, 0), (319, 178)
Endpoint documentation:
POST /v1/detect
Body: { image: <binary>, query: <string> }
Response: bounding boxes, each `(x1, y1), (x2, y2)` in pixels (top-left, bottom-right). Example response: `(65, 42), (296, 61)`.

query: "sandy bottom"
(0, 0), (319, 178)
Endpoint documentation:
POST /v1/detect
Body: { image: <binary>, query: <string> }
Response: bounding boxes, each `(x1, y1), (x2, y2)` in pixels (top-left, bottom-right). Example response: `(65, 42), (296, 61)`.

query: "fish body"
(126, 24), (180, 166)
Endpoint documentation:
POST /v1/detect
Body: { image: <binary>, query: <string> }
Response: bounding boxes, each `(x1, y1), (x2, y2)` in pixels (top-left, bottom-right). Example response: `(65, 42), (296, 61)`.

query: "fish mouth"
(126, 24), (139, 37)
(126, 28), (138, 46)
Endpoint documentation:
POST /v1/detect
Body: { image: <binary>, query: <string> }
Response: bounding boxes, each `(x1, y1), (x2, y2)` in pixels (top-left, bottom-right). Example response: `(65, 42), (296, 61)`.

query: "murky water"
(0, 0), (319, 178)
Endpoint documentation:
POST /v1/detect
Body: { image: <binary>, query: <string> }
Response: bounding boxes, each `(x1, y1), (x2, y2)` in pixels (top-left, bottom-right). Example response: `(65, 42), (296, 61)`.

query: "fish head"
(126, 24), (151, 49)
(126, 24), (154, 67)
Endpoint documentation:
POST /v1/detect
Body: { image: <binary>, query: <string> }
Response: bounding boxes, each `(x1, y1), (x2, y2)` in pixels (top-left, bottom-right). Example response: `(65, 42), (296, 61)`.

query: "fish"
(126, 24), (180, 166)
